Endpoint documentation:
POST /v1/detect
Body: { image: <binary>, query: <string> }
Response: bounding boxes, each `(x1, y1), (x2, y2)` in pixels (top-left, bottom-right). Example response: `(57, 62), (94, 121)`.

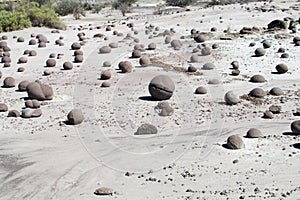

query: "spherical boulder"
(254, 48), (266, 57)
(118, 61), (133, 73)
(275, 63), (288, 74)
(29, 50), (37, 56)
(38, 42), (46, 48)
(195, 86), (207, 94)
(269, 87), (284, 96)
(67, 109), (84, 125)
(26, 81), (53, 101)
(99, 46), (111, 54)
(132, 49), (142, 58)
(226, 135), (245, 149)
(29, 39), (36, 45)
(280, 53), (289, 58)
(246, 128), (263, 138)
(74, 50), (83, 56)
(249, 74), (266, 83)
(3, 77), (15, 88)
(139, 55), (151, 66)
(71, 42), (81, 50)
(135, 123), (158, 135)
(46, 58), (56, 67)
(18, 57), (28, 64)
(74, 55), (83, 63)
(291, 120), (300, 135)
(224, 91), (240, 105)
(63, 61), (73, 70)
(148, 75), (175, 100)
(100, 70), (111, 80)
(18, 80), (30, 91)
(249, 88), (266, 98)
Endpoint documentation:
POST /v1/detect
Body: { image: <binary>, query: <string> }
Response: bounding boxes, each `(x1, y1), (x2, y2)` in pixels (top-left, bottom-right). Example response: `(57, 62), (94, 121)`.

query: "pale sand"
(0, 0), (300, 199)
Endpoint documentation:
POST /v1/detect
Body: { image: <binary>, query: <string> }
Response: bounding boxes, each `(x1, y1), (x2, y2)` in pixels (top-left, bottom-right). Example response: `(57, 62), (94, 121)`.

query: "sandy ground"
(0, 0), (300, 199)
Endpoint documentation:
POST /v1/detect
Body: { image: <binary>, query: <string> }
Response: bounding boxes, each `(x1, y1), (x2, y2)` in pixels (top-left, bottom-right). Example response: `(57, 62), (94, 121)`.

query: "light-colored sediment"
(0, 0), (300, 199)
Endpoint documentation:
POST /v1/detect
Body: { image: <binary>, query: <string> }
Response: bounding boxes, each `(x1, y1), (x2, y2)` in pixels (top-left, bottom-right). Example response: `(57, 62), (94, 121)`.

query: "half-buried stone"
(100, 70), (111, 80)
(3, 77), (15, 88)
(71, 42), (81, 50)
(187, 65), (197, 72)
(74, 55), (83, 63)
(246, 128), (263, 138)
(269, 87), (284, 96)
(249, 88), (266, 98)
(249, 74), (266, 83)
(195, 86), (207, 94)
(135, 123), (158, 135)
(254, 48), (266, 57)
(7, 110), (20, 117)
(291, 120), (300, 135)
(67, 109), (84, 125)
(99, 46), (111, 54)
(226, 135), (245, 149)
(148, 75), (175, 100)
(202, 62), (215, 70)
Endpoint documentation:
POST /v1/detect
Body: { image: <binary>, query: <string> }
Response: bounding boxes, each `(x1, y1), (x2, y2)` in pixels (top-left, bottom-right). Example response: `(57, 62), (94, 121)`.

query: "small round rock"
(291, 120), (300, 135)
(226, 135), (245, 149)
(67, 109), (84, 125)
(195, 86), (207, 94)
(275, 63), (288, 74)
(224, 91), (240, 105)
(63, 61), (73, 70)
(249, 88), (266, 98)
(269, 87), (284, 96)
(246, 128), (263, 138)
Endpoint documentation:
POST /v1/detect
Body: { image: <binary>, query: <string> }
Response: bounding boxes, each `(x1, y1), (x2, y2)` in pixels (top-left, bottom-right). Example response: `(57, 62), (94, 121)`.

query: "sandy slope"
(0, 0), (300, 199)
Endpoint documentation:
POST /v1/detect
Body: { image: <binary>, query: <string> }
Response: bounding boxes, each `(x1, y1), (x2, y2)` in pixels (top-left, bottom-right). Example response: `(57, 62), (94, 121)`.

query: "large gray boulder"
(148, 75), (175, 100)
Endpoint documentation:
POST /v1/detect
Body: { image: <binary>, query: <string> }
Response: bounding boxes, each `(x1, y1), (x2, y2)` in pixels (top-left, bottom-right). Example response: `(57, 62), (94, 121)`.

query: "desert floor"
(0, 0), (300, 199)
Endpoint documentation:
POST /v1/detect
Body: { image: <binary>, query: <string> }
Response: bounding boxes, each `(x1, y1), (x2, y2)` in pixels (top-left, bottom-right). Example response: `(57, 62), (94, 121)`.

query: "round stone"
(224, 91), (240, 105)
(249, 88), (266, 98)
(148, 75), (175, 100)
(67, 109), (84, 125)
(195, 86), (207, 94)
(226, 135), (245, 149)
(254, 48), (266, 57)
(269, 87), (284, 96)
(291, 120), (300, 135)
(202, 62), (215, 70)
(275, 63), (288, 74)
(63, 61), (73, 70)
(249, 74), (266, 83)
(246, 128), (263, 138)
